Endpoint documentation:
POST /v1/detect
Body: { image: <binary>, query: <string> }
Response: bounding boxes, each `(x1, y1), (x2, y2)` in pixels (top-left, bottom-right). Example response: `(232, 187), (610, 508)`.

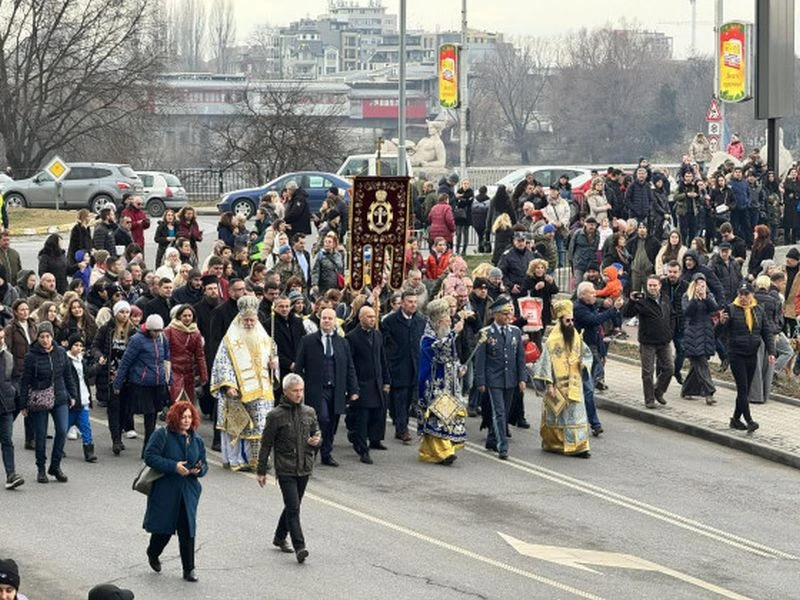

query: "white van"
(336, 154), (414, 179)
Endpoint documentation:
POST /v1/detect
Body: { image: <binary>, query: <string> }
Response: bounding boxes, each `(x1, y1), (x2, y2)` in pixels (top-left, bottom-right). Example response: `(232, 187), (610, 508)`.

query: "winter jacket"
(0, 247), (22, 286)
(709, 254), (743, 304)
(217, 224), (236, 248)
(154, 221), (177, 268)
(624, 180), (654, 221)
(428, 203), (456, 243)
(19, 343), (78, 409)
(723, 302), (774, 357)
(4, 318), (36, 379)
(596, 266), (623, 299)
(120, 205), (150, 248)
(661, 277), (689, 334)
(67, 223), (92, 271)
(568, 228), (600, 272)
(498, 246), (535, 293)
(492, 228), (513, 266)
(164, 324), (207, 381)
(585, 190), (611, 222)
(177, 217), (203, 255)
(681, 250), (726, 304)
(754, 289), (783, 335)
(542, 199), (571, 235)
(574, 299), (618, 354)
(311, 249), (344, 294)
(113, 330), (171, 391)
(284, 188), (311, 235)
(522, 274), (559, 326)
(425, 249), (452, 281)
(256, 396), (320, 477)
(0, 283), (19, 329)
(0, 348), (19, 414)
(172, 284), (203, 306)
(26, 284), (62, 312)
(144, 427), (207, 537)
(471, 193), (490, 233)
(623, 294), (673, 346)
(454, 188), (473, 226)
(747, 243), (775, 278)
(38, 251), (69, 295)
(729, 177), (750, 210)
(682, 294), (719, 357)
(66, 351), (98, 410)
(92, 221), (118, 256)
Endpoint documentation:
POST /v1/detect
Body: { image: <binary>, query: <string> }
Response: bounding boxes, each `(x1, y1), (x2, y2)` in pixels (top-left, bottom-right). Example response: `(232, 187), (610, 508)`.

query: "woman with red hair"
(747, 225), (775, 279)
(143, 401), (207, 583)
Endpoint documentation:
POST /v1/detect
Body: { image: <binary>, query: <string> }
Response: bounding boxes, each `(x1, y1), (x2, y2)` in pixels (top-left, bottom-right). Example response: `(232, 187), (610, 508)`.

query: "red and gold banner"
(438, 44), (459, 109)
(718, 21), (752, 103)
(348, 176), (411, 292)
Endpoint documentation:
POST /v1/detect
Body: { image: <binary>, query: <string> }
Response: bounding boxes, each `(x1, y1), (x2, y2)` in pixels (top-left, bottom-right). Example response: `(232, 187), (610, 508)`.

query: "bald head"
(359, 305), (376, 330)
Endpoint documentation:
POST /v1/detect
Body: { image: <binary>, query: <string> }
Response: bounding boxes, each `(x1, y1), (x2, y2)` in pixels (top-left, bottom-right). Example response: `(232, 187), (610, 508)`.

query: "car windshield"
(164, 173), (182, 187)
(496, 168), (529, 188)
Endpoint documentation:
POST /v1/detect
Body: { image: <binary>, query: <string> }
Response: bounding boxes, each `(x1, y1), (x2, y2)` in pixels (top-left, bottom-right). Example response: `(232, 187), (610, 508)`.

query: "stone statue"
(410, 120), (447, 168)
(760, 127), (793, 178)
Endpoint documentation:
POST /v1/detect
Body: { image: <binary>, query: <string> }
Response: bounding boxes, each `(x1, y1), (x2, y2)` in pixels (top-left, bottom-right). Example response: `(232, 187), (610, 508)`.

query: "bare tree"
(208, 83), (346, 184)
(246, 24), (282, 79)
(473, 38), (554, 163)
(0, 0), (164, 172)
(209, 0), (235, 73)
(177, 0), (206, 70)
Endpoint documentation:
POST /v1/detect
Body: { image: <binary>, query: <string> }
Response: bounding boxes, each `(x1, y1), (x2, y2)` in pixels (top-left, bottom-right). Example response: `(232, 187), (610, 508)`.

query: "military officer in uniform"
(475, 297), (527, 459)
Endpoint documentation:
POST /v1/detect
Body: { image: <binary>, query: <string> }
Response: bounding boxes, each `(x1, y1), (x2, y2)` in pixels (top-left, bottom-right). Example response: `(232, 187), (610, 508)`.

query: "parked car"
(486, 166), (592, 200)
(336, 153), (414, 180)
(1, 162), (142, 213)
(217, 171), (352, 219)
(137, 171), (188, 217)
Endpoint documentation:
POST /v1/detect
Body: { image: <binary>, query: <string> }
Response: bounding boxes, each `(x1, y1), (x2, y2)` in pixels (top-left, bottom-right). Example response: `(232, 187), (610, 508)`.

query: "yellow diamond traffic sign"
(45, 156), (70, 182)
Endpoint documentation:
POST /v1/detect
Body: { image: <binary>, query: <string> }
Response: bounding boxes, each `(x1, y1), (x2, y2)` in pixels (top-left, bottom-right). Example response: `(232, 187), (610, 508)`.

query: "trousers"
(0, 412), (16, 477)
(319, 387), (339, 460)
(730, 353), (757, 423)
(486, 387), (514, 454)
(147, 498), (195, 573)
(639, 343), (674, 404)
(32, 403), (68, 471)
(276, 475), (309, 551)
(389, 386), (414, 434)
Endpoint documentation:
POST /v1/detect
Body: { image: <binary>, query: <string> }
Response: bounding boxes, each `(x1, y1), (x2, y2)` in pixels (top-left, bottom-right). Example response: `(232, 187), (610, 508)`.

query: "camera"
(631, 292), (644, 301)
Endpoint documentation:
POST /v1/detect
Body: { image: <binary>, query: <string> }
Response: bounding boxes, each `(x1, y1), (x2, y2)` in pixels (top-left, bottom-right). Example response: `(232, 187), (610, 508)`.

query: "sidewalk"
(596, 357), (800, 470)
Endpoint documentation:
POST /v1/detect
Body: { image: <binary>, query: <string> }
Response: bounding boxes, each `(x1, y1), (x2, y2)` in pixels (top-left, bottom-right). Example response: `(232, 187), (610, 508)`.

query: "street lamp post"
(398, 0), (407, 177)
(459, 0), (468, 180)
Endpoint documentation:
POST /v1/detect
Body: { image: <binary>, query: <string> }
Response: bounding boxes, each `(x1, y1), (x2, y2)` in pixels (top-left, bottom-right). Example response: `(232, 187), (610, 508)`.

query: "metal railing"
(170, 168), (253, 201)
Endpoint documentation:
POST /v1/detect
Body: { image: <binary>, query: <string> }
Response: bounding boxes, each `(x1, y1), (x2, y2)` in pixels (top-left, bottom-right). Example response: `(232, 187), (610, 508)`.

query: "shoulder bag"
(132, 428), (167, 495)
(27, 354), (55, 412)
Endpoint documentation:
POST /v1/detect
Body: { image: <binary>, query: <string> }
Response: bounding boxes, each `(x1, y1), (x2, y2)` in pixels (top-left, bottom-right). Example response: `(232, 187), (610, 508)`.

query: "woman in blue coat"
(144, 401), (207, 583)
(680, 273), (718, 404)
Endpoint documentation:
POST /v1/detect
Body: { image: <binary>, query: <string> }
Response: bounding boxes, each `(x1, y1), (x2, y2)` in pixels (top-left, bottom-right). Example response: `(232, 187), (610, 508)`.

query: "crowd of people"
(1, 154), (799, 593)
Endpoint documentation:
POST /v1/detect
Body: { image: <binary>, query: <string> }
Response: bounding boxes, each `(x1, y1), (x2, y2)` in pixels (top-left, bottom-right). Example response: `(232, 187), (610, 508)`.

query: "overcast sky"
(235, 0), (797, 58)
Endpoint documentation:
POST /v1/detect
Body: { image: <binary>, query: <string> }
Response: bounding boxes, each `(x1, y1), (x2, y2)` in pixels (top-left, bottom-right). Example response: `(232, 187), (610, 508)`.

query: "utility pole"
(459, 0), (468, 180)
(714, 0), (725, 126)
(398, 0), (407, 176)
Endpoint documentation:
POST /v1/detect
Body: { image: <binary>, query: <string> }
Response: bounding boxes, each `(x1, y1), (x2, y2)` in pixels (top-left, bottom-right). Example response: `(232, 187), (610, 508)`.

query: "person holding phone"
(143, 401), (207, 582)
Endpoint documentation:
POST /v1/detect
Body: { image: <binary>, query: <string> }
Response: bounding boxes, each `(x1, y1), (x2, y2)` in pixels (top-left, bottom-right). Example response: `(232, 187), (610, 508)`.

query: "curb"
(596, 394), (800, 471)
(8, 223), (73, 237)
(606, 350), (800, 408)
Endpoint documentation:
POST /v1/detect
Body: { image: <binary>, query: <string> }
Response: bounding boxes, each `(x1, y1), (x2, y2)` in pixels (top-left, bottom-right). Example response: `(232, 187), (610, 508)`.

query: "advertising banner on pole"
(718, 21), (753, 103)
(438, 44), (460, 109)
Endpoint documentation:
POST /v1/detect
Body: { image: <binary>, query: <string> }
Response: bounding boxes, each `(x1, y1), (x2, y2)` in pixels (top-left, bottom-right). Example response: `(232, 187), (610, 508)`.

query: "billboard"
(438, 44), (460, 109)
(718, 21), (753, 103)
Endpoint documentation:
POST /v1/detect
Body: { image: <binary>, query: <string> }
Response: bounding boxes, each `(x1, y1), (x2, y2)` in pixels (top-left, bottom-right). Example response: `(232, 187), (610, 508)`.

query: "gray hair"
(286, 180), (298, 191)
(576, 281), (595, 298)
(282, 373), (304, 390)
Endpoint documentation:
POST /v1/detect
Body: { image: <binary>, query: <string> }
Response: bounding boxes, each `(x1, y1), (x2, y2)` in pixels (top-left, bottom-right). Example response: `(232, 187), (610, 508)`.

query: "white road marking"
(500, 533), (752, 600)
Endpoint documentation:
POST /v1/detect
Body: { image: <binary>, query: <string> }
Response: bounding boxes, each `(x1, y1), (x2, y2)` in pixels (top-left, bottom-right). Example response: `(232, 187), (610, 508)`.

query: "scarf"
(168, 318), (198, 334)
(544, 326), (583, 415)
(732, 296), (757, 332)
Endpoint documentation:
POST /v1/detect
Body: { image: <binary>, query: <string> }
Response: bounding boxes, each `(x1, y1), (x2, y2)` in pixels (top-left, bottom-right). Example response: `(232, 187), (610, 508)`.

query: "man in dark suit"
(345, 306), (390, 464)
(475, 297), (527, 460)
(381, 291), (426, 444)
(291, 233), (312, 289)
(207, 278), (247, 450)
(294, 308), (358, 466)
(193, 275), (220, 417)
(142, 277), (173, 325)
(269, 295), (306, 395)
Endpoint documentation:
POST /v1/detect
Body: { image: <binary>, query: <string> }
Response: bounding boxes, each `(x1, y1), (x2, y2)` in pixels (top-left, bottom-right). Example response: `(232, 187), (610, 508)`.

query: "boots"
(83, 444), (98, 463)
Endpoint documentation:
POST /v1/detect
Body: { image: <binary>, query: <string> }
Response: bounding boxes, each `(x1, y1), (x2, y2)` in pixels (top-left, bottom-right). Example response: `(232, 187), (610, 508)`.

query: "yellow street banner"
(438, 44), (459, 109)
(718, 22), (752, 103)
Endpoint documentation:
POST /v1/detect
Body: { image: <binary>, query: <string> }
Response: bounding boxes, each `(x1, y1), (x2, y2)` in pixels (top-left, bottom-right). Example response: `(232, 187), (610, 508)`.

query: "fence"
(171, 168), (253, 201)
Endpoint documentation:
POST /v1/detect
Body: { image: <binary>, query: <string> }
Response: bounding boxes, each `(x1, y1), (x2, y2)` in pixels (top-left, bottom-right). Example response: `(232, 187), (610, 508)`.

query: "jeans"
(32, 402), (68, 471)
(732, 209), (752, 245)
(555, 235), (566, 268)
(276, 475), (309, 551)
(774, 333), (794, 373)
(0, 412), (16, 477)
(486, 387), (514, 454)
(148, 498), (195, 573)
(455, 224), (470, 255)
(582, 367), (601, 430)
(588, 344), (605, 385)
(730, 353), (757, 423)
(389, 386), (414, 435)
(639, 343), (674, 404)
(67, 407), (93, 444)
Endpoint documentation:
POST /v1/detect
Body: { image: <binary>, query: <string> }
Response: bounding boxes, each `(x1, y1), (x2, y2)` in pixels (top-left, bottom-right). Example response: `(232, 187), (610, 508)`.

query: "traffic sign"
(708, 135), (720, 152)
(706, 97), (722, 121)
(708, 121), (722, 136)
(45, 156), (70, 182)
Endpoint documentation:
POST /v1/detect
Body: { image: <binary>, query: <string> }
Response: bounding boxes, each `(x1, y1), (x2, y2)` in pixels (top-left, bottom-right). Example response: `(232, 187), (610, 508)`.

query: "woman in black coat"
(680, 274), (718, 403)
(38, 234), (69, 295)
(747, 225), (775, 278)
(19, 321), (78, 483)
(153, 209), (178, 270)
(144, 401), (207, 582)
(67, 209), (92, 273)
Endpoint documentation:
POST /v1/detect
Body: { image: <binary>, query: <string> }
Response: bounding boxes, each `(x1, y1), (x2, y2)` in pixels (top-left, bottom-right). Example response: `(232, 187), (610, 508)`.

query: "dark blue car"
(216, 171), (352, 219)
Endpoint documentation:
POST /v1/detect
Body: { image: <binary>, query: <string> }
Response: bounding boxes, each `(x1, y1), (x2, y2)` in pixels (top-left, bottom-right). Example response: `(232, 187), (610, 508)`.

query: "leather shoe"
(296, 548), (309, 564)
(37, 470), (48, 484)
(24, 440), (34, 450)
(498, 451), (509, 460)
(516, 418), (531, 429)
(746, 420), (759, 433)
(595, 381), (609, 391)
(47, 465), (68, 483)
(273, 538), (294, 553)
(729, 418), (747, 430)
(655, 393), (667, 405)
(591, 426), (604, 437)
(369, 442), (388, 450)
(401, 431), (413, 444)
(485, 442), (497, 452)
(183, 569), (198, 582)
(360, 452), (373, 464)
(321, 456), (339, 467)
(147, 552), (161, 572)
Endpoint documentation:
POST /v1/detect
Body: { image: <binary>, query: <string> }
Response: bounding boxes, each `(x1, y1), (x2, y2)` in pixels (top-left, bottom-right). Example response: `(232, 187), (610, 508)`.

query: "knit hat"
(488, 267), (503, 279)
(0, 558), (19, 590)
(145, 314), (164, 331)
(113, 300), (131, 316)
(75, 250), (87, 263)
(786, 247), (800, 260)
(278, 244), (292, 255)
(67, 333), (85, 349)
(87, 583), (135, 600)
(288, 290), (304, 306)
(542, 223), (556, 234)
(37, 321), (54, 338)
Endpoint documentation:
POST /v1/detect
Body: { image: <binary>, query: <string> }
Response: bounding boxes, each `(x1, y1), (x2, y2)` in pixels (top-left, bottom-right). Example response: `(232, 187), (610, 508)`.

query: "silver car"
(2, 162), (142, 213)
(137, 171), (188, 217)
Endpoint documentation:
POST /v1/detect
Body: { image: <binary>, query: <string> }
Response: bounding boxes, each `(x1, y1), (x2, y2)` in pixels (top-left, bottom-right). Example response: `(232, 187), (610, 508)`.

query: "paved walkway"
(596, 356), (800, 470)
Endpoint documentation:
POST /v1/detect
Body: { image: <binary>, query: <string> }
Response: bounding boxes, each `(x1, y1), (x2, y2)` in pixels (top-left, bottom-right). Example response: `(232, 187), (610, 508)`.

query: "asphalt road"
(3, 392), (800, 599)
